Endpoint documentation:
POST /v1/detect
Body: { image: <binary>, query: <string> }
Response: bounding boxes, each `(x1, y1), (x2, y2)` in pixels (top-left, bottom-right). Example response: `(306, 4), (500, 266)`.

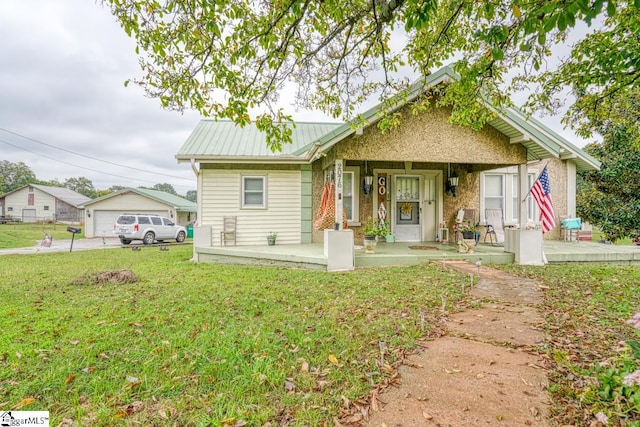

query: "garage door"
(93, 211), (167, 238)
(22, 209), (36, 223)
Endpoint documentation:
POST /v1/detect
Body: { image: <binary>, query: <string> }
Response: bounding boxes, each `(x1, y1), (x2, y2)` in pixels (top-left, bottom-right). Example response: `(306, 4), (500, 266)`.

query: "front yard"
(0, 244), (638, 426)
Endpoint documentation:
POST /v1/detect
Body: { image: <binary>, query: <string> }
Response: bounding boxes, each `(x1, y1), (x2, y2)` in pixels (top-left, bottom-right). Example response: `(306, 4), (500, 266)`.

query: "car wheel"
(120, 239), (131, 245)
(143, 231), (155, 245)
(176, 231), (186, 243)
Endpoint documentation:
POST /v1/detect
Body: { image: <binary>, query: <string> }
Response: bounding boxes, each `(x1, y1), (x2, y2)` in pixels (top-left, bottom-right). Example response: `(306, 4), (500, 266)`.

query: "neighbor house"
(176, 66), (599, 260)
(0, 184), (90, 223)
(80, 187), (197, 238)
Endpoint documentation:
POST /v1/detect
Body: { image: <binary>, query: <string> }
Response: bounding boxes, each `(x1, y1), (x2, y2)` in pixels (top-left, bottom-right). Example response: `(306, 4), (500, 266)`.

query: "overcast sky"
(0, 1), (589, 196)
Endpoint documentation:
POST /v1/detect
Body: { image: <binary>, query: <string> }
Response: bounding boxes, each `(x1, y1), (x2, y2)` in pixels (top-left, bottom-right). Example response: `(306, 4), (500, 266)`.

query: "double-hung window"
(242, 176), (266, 208)
(481, 169), (537, 224)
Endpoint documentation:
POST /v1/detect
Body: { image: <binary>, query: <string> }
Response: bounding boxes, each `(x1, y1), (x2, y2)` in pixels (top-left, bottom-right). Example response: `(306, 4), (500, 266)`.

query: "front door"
(393, 175), (421, 242)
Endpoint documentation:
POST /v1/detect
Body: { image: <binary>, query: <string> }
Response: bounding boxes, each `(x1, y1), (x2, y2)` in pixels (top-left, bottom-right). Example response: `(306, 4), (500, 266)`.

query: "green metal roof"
(82, 188), (197, 212)
(176, 120), (343, 161)
(176, 66), (599, 172)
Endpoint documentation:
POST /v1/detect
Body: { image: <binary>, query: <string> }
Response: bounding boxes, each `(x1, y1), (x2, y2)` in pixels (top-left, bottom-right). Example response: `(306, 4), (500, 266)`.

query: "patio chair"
(220, 216), (237, 246)
(484, 208), (504, 245)
(560, 216), (582, 242)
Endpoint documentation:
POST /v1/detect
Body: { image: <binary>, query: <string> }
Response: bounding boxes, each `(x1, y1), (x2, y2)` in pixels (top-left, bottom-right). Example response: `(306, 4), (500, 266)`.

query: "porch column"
(335, 159), (344, 230)
(518, 163), (528, 228)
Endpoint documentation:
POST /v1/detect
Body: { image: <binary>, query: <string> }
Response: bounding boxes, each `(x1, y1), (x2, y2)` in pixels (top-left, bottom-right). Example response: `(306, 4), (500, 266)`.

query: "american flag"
(530, 166), (556, 233)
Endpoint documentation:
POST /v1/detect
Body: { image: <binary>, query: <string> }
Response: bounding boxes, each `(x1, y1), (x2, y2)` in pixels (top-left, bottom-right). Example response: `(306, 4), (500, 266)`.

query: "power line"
(0, 138), (194, 189)
(0, 127), (193, 182)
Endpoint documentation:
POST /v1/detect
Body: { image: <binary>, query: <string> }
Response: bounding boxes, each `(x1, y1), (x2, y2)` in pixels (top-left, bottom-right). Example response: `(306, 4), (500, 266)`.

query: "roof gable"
(1, 184), (91, 207)
(81, 187), (196, 211)
(176, 65), (599, 172)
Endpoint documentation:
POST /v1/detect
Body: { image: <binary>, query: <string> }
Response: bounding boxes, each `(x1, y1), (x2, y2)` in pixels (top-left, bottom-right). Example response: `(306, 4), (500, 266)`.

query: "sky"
(0, 1), (590, 196)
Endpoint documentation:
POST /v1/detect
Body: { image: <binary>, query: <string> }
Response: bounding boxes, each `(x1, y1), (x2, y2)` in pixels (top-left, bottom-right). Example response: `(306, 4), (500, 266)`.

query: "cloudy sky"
(0, 1), (588, 196)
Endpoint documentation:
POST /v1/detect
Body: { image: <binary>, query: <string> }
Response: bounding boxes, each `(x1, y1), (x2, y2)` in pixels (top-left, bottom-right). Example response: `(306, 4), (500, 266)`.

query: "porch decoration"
(400, 202), (413, 216)
(313, 180), (348, 230)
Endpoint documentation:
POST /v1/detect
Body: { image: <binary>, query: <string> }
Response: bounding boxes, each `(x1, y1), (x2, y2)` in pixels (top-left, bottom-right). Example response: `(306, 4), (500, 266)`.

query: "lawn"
(2, 243), (639, 426)
(502, 263), (640, 426)
(0, 222), (85, 248)
(0, 245), (469, 426)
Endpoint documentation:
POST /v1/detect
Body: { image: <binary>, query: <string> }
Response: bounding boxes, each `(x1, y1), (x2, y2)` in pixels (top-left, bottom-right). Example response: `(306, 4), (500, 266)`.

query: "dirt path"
(363, 260), (549, 426)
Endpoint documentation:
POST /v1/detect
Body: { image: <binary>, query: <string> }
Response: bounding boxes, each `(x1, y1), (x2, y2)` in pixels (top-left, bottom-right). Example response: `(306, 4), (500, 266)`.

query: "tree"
(64, 177), (97, 198)
(104, 0), (640, 149)
(185, 190), (197, 203)
(0, 161), (36, 193)
(577, 122), (640, 242)
(151, 183), (177, 195)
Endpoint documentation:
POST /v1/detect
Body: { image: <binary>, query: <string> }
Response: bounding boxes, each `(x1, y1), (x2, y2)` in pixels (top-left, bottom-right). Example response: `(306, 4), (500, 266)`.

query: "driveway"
(0, 237), (126, 255)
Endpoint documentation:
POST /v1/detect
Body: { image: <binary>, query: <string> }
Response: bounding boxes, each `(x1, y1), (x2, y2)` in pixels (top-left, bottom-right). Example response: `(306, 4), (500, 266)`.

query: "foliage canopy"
(104, 0), (640, 150)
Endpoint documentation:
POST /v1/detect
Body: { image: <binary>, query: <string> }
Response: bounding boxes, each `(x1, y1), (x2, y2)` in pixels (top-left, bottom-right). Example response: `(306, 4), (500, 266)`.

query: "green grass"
(502, 263), (640, 426)
(0, 246), (469, 426)
(0, 222), (85, 248)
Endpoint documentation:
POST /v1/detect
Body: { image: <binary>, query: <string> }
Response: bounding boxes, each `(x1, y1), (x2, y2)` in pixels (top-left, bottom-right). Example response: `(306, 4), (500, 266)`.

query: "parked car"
(113, 214), (186, 245)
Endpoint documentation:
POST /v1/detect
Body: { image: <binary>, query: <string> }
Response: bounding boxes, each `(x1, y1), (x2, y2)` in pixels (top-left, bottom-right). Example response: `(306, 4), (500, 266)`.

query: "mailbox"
(67, 226), (82, 234)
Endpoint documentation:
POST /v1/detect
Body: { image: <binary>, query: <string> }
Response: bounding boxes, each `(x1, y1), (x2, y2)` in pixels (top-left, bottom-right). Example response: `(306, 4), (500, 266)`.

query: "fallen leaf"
(284, 380), (295, 392)
(65, 375), (76, 384)
(328, 354), (339, 366)
(113, 411), (128, 419)
(15, 352), (22, 359)
(12, 397), (35, 409)
(70, 340), (80, 345)
(422, 409), (433, 420)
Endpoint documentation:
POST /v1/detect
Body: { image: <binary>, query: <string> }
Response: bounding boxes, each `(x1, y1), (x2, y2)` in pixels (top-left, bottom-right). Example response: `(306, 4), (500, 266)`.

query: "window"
(27, 193), (34, 206)
(482, 169), (537, 224)
(7, 207), (13, 212)
(44, 206), (49, 211)
(342, 167), (360, 223)
(138, 216), (151, 224)
(242, 176), (266, 208)
(151, 216), (162, 225)
(163, 218), (175, 226)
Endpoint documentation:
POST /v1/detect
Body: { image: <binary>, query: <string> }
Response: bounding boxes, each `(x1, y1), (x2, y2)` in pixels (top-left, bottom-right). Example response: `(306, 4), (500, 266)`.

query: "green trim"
(300, 165), (313, 243)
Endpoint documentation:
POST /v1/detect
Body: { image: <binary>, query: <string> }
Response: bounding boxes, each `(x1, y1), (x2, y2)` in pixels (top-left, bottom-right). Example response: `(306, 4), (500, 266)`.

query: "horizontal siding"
(201, 169), (302, 246)
(5, 188), (57, 220)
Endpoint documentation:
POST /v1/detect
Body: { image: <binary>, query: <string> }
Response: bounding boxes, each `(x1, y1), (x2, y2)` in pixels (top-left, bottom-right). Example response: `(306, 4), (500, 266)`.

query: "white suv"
(114, 214), (187, 245)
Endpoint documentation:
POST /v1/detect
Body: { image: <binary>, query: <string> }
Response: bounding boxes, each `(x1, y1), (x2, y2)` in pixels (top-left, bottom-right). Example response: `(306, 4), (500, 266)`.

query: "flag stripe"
(530, 166), (556, 233)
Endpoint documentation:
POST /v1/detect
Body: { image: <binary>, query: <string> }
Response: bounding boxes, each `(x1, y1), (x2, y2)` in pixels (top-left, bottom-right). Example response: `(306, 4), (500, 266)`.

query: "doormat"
(409, 245), (439, 250)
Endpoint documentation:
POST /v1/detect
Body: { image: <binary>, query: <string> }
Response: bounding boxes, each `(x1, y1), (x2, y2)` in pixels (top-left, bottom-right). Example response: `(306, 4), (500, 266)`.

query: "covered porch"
(193, 240), (640, 270)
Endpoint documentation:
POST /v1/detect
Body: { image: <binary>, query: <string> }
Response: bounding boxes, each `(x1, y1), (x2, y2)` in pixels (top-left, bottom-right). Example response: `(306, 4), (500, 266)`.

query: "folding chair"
(484, 209), (504, 245)
(220, 216), (237, 246)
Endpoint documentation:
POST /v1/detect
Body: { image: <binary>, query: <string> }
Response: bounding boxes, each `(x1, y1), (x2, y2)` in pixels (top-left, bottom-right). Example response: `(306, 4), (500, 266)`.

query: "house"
(0, 184), (90, 223)
(80, 187), (197, 238)
(176, 66), (600, 262)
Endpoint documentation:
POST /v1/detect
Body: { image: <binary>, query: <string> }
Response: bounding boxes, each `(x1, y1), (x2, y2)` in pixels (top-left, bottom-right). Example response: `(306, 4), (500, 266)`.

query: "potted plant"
(455, 220), (476, 240)
(267, 232), (277, 245)
(363, 217), (379, 253)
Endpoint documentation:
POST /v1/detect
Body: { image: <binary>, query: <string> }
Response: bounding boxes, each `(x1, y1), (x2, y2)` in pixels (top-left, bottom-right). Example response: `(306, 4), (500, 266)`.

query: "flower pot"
(267, 236), (276, 246)
(385, 234), (395, 243)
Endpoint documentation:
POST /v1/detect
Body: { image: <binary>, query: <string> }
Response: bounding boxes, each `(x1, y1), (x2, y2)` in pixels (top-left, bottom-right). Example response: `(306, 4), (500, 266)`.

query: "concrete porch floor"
(195, 240), (640, 270)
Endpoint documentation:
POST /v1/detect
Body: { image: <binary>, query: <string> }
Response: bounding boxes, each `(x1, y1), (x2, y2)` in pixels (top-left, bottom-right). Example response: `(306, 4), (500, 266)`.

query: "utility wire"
(0, 138), (194, 189)
(0, 127), (193, 182)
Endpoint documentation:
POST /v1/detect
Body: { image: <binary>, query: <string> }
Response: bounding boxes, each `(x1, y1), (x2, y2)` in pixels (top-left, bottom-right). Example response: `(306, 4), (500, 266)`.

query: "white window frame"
(241, 175), (267, 209)
(343, 167), (360, 225)
(480, 168), (538, 225)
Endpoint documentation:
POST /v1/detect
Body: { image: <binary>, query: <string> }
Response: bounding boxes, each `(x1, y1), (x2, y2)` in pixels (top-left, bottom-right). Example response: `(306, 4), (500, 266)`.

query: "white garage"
(80, 188), (197, 238)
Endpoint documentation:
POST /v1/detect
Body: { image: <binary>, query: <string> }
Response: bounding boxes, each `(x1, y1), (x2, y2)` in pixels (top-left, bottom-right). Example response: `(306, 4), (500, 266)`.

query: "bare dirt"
(363, 260), (550, 426)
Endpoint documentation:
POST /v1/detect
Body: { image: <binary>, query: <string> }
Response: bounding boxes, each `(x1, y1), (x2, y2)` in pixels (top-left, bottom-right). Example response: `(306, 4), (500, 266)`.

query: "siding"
(201, 169), (302, 246)
(5, 187), (57, 222)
